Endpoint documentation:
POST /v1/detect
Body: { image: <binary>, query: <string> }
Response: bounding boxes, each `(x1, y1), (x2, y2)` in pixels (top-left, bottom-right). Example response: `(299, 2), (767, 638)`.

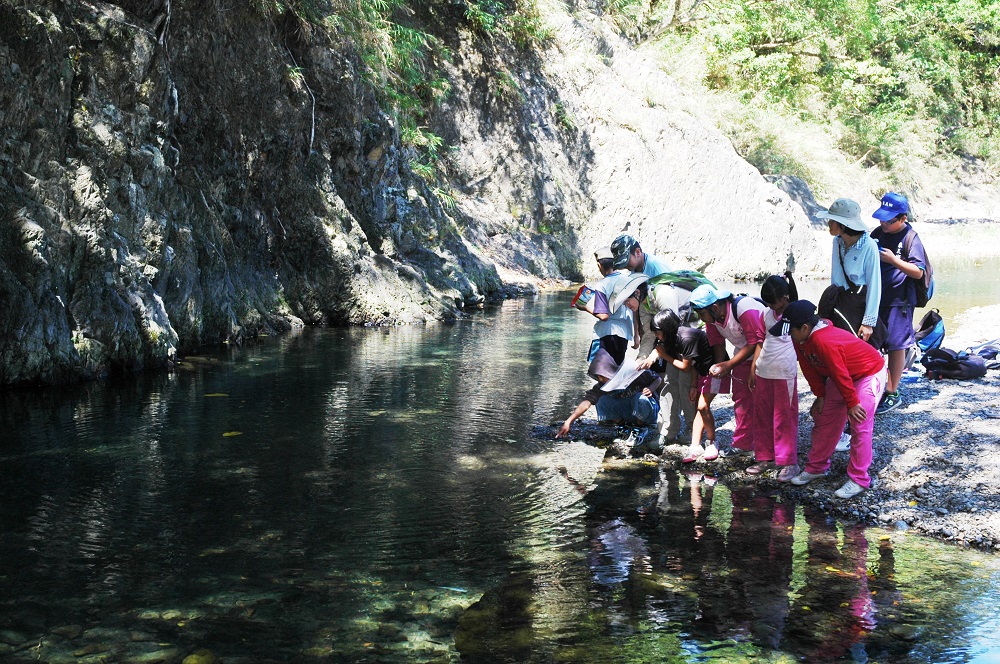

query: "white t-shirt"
(592, 272), (633, 340)
(755, 308), (798, 380)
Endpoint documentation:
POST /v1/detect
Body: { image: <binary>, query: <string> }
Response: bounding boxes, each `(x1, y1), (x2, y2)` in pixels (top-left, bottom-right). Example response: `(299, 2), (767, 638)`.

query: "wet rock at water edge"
(50, 624), (83, 639)
(604, 441), (632, 459)
(182, 649), (222, 664)
(74, 643), (110, 656)
(890, 624), (922, 641)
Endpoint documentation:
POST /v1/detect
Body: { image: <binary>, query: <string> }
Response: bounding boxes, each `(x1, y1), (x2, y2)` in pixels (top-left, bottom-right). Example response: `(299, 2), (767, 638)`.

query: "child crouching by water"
(748, 273), (801, 482)
(639, 309), (728, 463)
(555, 349), (662, 443)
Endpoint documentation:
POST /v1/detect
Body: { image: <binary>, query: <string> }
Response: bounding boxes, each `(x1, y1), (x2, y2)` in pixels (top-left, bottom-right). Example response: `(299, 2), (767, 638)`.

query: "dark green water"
(2, 294), (1000, 663)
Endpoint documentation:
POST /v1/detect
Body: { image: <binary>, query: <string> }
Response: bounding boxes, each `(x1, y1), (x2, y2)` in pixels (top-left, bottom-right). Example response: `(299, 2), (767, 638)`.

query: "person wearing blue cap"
(688, 284), (768, 459)
(770, 300), (886, 499)
(870, 192), (928, 414)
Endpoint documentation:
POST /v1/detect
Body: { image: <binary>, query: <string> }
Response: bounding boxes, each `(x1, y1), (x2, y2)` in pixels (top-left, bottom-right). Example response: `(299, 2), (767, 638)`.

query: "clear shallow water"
(1, 293), (1000, 662)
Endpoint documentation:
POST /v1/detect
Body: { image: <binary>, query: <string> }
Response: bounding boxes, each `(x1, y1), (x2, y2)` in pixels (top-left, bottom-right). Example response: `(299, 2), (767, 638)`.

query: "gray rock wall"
(1, 0), (506, 384)
(439, 7), (826, 282)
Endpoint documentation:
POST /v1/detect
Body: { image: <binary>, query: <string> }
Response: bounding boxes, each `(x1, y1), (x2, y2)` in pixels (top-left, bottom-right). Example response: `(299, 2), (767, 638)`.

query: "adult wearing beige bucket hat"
(816, 198), (882, 343)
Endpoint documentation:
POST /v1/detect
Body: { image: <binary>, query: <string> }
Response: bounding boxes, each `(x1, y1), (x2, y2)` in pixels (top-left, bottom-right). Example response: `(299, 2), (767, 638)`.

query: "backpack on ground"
(968, 339), (1000, 370)
(914, 308), (945, 353)
(921, 347), (988, 380)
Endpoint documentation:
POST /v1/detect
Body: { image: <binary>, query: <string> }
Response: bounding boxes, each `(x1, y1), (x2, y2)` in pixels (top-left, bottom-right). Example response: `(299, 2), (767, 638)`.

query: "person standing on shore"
(818, 198), (882, 343)
(747, 273), (801, 482)
(688, 285), (767, 459)
(870, 192), (928, 413)
(611, 234), (689, 449)
(777, 300), (887, 499)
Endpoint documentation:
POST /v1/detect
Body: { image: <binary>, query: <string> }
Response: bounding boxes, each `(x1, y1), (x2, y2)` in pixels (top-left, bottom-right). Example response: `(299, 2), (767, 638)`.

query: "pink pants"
(752, 375), (799, 466)
(805, 367), (887, 488)
(731, 361), (754, 452)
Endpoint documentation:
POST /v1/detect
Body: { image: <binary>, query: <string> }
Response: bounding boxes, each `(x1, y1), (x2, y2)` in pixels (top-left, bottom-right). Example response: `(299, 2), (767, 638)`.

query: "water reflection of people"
(683, 490), (795, 644)
(785, 510), (875, 661)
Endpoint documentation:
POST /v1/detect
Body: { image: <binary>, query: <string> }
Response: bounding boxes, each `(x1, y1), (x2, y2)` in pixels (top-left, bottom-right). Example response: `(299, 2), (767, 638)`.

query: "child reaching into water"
(641, 309), (729, 463)
(748, 273), (801, 482)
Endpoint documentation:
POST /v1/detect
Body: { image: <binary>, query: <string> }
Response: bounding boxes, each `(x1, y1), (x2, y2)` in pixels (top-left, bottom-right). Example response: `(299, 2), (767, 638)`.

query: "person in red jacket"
(770, 300), (887, 499)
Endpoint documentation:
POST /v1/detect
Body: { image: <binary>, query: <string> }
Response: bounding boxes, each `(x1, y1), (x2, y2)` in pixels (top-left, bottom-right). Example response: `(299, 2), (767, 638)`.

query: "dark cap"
(610, 234), (639, 269)
(768, 299), (816, 336)
(587, 348), (620, 382)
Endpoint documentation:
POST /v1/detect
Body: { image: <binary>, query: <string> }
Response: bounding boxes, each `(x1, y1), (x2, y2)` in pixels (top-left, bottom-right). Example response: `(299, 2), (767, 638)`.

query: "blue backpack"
(914, 309), (944, 353)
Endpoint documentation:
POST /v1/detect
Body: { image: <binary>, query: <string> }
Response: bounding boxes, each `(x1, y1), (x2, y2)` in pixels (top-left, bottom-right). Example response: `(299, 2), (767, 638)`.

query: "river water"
(2, 283), (1000, 662)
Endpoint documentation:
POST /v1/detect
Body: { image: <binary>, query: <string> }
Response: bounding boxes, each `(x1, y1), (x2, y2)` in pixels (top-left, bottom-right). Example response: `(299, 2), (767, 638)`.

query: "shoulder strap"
(901, 225), (916, 260)
(838, 241), (859, 291)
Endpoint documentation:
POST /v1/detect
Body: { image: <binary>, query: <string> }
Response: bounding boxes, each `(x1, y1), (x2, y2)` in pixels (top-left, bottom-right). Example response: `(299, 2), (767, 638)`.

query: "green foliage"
(254, 0), (550, 185)
(735, 131), (813, 180)
(603, 0), (647, 38)
(664, 0), (1000, 167)
(465, 0), (554, 47)
(493, 70), (523, 102)
(554, 102), (576, 134)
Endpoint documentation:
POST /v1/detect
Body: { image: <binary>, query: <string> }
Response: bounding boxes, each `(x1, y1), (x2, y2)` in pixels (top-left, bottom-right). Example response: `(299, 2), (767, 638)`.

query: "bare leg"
(692, 392), (717, 447)
(887, 349), (905, 394)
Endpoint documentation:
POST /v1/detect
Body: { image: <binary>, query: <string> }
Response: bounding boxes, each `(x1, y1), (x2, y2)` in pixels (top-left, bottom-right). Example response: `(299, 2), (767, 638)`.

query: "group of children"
(556, 192), (926, 501)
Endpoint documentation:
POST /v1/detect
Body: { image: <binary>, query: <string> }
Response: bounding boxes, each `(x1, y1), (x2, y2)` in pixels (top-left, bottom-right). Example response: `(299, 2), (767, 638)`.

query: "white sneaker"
(836, 432), (852, 453)
(834, 479), (866, 499)
(790, 470), (826, 486)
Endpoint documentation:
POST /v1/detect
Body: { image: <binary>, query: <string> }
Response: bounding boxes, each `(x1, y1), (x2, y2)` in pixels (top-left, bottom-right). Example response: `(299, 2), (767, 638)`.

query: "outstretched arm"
(556, 399), (595, 438)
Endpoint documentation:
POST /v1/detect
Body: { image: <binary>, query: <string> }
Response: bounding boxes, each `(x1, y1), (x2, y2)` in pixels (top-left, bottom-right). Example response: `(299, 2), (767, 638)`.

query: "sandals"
(682, 445), (704, 463)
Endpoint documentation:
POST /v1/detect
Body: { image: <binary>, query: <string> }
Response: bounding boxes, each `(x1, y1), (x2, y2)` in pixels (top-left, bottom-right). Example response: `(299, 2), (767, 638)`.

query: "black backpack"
(921, 347), (988, 380)
(968, 339), (1000, 370)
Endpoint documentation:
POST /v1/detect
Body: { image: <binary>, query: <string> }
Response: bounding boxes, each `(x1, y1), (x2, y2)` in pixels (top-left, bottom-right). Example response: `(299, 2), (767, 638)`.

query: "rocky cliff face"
(0, 0), (822, 385)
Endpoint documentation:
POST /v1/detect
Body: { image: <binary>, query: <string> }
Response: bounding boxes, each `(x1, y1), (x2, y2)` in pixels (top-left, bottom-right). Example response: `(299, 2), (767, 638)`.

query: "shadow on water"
(1, 294), (1000, 662)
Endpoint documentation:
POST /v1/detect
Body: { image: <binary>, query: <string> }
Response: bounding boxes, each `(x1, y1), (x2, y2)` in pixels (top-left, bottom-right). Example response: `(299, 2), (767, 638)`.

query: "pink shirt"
(706, 297), (767, 352)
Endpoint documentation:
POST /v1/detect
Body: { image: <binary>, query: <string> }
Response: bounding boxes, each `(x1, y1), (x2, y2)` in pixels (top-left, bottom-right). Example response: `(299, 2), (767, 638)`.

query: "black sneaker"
(876, 391), (902, 414)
